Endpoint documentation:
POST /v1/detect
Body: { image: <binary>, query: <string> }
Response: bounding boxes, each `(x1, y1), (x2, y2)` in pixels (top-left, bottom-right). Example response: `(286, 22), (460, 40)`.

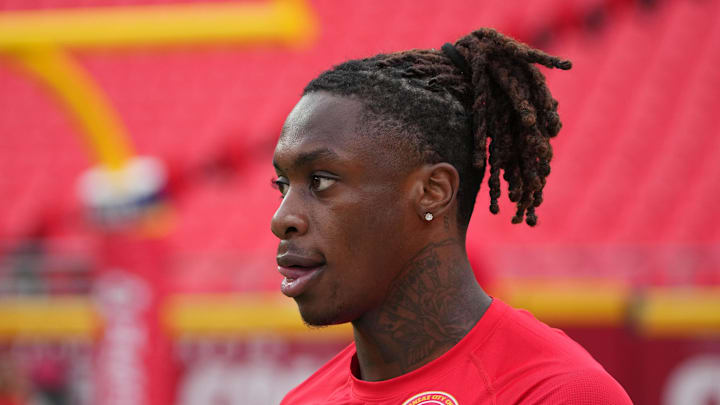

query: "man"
(271, 28), (632, 404)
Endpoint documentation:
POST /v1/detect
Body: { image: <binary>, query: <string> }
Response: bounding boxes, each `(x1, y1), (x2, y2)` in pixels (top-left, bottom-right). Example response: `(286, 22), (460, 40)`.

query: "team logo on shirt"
(402, 391), (458, 405)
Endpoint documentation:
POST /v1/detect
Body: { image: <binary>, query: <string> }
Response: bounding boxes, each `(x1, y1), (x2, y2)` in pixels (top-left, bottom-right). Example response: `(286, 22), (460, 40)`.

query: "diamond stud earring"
(424, 212), (434, 221)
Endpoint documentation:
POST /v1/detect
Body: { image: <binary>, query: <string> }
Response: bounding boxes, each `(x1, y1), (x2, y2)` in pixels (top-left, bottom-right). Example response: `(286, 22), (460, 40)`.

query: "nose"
(271, 189), (309, 239)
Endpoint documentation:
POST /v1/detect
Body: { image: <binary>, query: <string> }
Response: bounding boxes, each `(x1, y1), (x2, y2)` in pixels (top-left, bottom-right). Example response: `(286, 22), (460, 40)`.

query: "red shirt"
(282, 299), (632, 404)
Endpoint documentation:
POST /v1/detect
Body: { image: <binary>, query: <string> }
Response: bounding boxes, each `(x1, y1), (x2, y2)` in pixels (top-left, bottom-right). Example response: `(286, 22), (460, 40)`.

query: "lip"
(278, 264), (325, 297)
(277, 252), (325, 268)
(276, 252), (326, 298)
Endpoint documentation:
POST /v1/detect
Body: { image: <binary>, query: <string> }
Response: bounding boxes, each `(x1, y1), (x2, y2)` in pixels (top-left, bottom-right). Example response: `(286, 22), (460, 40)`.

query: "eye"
(311, 175), (336, 192)
(271, 177), (289, 197)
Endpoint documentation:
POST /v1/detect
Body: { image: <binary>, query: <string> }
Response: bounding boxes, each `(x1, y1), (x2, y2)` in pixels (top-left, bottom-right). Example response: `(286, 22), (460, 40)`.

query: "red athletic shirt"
(282, 299), (632, 404)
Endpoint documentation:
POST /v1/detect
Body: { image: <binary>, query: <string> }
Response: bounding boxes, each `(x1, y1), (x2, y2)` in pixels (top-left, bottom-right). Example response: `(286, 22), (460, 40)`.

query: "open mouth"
(276, 253), (326, 297)
(278, 265), (324, 297)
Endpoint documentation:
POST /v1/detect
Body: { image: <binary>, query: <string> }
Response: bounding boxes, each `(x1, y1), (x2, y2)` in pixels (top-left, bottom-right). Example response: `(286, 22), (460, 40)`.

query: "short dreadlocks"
(304, 28), (571, 227)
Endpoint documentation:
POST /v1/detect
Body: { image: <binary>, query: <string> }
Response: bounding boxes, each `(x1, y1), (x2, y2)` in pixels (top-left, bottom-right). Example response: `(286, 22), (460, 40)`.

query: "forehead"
(274, 92), (372, 168)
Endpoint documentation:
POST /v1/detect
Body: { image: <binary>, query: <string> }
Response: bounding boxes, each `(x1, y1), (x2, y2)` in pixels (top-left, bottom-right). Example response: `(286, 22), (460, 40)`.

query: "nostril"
(286, 226), (298, 235)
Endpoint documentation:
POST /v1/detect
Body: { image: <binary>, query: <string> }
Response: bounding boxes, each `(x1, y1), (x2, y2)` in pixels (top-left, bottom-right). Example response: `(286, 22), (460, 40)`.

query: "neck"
(350, 238), (491, 381)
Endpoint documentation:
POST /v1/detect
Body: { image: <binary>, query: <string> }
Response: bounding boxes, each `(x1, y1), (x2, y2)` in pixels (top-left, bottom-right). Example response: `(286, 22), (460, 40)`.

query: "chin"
(301, 314), (338, 327)
(298, 306), (344, 327)
(296, 298), (353, 327)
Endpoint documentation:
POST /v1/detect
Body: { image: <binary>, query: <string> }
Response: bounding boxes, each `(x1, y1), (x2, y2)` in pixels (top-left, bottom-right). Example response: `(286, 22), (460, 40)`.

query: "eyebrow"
(273, 148), (341, 172)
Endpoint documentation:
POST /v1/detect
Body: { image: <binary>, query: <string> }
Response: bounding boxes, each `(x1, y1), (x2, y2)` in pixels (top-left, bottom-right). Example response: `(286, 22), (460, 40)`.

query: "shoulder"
(281, 343), (355, 405)
(524, 367), (634, 405)
(474, 300), (631, 403)
(478, 301), (601, 370)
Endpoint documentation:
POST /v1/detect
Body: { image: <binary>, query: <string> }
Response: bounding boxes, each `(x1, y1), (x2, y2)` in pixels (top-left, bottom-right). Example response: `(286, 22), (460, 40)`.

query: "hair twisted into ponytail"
(454, 28), (571, 225)
(304, 28), (571, 227)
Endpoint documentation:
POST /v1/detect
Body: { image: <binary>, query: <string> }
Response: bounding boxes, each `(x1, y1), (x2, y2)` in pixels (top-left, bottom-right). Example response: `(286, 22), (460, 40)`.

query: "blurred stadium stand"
(0, 0), (719, 404)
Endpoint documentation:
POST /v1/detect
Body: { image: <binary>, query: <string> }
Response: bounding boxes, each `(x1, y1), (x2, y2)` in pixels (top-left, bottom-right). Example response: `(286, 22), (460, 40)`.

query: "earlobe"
(416, 163), (459, 221)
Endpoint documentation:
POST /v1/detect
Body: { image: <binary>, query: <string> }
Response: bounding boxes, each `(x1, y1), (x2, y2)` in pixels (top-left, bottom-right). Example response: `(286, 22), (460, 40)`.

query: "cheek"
(333, 190), (409, 275)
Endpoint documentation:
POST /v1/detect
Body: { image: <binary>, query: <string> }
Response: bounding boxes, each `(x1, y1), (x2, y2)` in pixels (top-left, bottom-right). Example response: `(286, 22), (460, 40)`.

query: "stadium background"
(0, 0), (719, 403)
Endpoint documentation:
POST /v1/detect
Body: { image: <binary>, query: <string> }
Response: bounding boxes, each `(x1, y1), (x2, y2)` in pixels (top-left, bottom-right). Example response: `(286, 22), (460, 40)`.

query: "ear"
(415, 163), (460, 220)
